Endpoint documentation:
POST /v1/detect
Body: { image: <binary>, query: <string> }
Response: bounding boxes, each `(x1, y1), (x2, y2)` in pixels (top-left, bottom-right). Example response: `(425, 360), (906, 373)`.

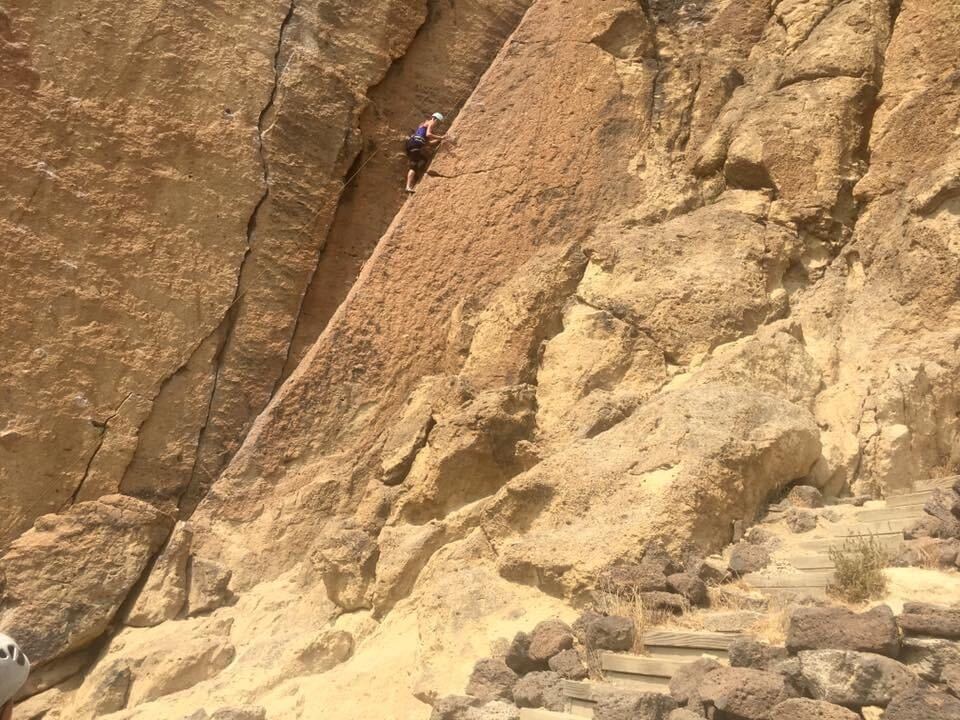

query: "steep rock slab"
(285, 0), (537, 372)
(0, 0), (285, 543)
(0, 0), (429, 542)
(178, 0), (430, 514)
(0, 495), (172, 665)
(191, 0), (653, 588)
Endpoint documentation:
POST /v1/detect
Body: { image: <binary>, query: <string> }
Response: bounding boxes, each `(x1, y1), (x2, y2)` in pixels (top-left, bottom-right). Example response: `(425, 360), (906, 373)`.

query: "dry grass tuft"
(593, 587), (648, 655)
(707, 580), (767, 611)
(827, 534), (889, 603)
(746, 597), (790, 645)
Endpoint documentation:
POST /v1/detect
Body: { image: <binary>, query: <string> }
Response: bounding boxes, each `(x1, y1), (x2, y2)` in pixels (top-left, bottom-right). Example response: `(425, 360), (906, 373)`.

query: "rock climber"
(0, 633), (30, 720)
(404, 112), (446, 193)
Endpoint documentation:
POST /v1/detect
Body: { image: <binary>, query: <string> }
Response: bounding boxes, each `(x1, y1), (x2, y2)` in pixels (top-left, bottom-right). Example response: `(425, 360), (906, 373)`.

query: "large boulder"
(700, 667), (798, 719)
(548, 649), (588, 679)
(729, 543), (770, 575)
(666, 573), (708, 606)
(594, 690), (678, 720)
(512, 671), (563, 711)
(923, 491), (960, 539)
(786, 508), (818, 533)
(786, 605), (900, 657)
(669, 657), (721, 706)
(728, 639), (789, 670)
(786, 486), (825, 508)
(883, 687), (960, 720)
(899, 603), (960, 639)
(901, 637), (960, 683)
(798, 650), (918, 707)
(504, 632), (543, 675)
(527, 619), (574, 662)
(483, 384), (820, 595)
(430, 696), (482, 720)
(584, 615), (636, 652)
(771, 698), (860, 720)
(641, 591), (689, 616)
(466, 658), (518, 702)
(0, 495), (173, 665)
(598, 562), (669, 593)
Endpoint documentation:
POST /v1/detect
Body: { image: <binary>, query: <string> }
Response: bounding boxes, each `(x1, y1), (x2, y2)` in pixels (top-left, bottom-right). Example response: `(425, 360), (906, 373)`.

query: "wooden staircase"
(518, 478), (956, 719)
(741, 479), (953, 597)
(519, 630), (743, 719)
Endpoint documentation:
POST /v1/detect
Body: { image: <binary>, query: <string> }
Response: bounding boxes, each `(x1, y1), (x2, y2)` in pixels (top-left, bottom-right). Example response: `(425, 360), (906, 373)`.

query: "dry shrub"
(747, 598), (790, 645)
(707, 580), (767, 611)
(827, 534), (889, 603)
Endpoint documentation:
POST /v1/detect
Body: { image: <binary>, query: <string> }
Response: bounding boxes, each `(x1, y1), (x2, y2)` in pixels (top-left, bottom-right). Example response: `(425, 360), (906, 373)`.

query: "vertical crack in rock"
(279, 1), (537, 381)
(64, 393), (134, 509)
(841, 0), (902, 232)
(268, 146), (365, 400)
(180, 0), (296, 515)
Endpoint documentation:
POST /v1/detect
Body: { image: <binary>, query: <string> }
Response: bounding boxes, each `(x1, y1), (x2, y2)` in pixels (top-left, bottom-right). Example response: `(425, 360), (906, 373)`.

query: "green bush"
(827, 534), (889, 603)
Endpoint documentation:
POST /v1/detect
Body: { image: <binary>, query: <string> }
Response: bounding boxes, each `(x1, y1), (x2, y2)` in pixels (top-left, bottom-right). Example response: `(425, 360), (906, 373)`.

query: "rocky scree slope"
(2, 0), (960, 718)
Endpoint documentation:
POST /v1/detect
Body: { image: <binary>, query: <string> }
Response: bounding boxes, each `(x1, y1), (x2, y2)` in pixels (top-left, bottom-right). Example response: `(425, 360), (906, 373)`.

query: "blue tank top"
(415, 125), (428, 139)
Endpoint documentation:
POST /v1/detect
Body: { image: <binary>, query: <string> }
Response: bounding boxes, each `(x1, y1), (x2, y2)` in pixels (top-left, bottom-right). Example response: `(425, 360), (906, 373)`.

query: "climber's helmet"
(0, 633), (30, 706)
(431, 112), (445, 122)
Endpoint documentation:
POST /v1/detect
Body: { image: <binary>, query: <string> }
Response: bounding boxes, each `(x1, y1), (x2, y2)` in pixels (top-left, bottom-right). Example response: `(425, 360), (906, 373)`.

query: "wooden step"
(796, 534), (905, 553)
(885, 491), (935, 509)
(519, 709), (581, 720)
(914, 475), (959, 491)
(755, 585), (829, 599)
(601, 653), (687, 678)
(562, 678), (672, 713)
(854, 506), (926, 522)
(827, 517), (915, 536)
(742, 570), (834, 589)
(563, 680), (600, 703)
(642, 629), (743, 651)
(783, 553), (835, 570)
(602, 671), (672, 692)
(563, 679), (601, 716)
(642, 645), (730, 661)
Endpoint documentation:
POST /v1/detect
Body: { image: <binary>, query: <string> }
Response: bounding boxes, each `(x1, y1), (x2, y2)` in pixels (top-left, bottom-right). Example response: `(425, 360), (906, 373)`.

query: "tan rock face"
(0, 495), (172, 665)
(6, 0), (960, 718)
(0, 0), (534, 545)
(125, 521), (194, 628)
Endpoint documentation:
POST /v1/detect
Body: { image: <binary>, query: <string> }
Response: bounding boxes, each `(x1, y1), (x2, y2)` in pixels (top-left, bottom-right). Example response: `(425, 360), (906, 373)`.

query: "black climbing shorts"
(407, 146), (427, 172)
